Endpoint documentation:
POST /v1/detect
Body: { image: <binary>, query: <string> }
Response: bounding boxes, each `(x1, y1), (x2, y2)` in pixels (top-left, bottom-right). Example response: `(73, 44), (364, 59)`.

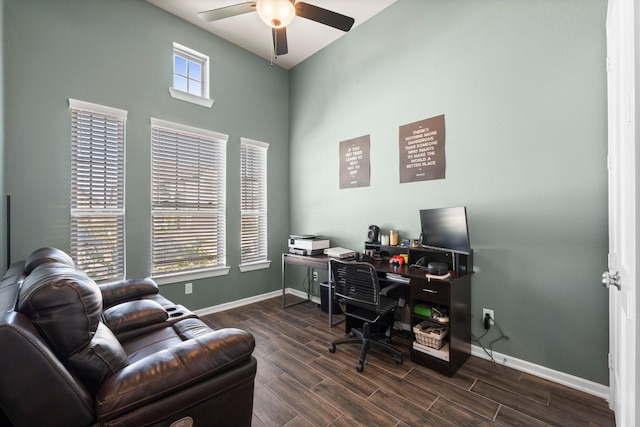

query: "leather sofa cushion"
(17, 264), (102, 356)
(96, 328), (255, 420)
(99, 278), (160, 308)
(24, 247), (75, 275)
(103, 299), (169, 334)
(68, 322), (128, 393)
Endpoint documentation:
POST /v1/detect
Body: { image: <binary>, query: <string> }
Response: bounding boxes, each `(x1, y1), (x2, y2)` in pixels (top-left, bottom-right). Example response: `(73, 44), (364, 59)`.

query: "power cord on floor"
(471, 315), (509, 364)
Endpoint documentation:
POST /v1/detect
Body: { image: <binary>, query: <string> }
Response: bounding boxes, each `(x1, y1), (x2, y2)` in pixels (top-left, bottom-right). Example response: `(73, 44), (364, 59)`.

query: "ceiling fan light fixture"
(256, 0), (295, 28)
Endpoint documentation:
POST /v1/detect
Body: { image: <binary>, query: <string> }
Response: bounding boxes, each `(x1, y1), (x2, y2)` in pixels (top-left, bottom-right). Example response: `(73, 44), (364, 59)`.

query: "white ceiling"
(146, 0), (397, 69)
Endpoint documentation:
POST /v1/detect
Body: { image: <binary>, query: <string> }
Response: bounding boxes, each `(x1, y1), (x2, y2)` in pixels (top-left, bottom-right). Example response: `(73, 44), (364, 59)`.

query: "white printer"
(288, 235), (330, 256)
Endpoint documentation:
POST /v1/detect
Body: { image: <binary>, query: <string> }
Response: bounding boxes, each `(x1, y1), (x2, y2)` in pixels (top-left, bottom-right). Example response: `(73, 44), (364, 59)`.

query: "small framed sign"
(399, 115), (446, 183)
(339, 135), (370, 189)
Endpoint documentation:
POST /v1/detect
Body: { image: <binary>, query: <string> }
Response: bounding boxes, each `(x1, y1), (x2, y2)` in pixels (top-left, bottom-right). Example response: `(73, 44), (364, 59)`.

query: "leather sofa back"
(17, 263), (101, 356)
(23, 246), (75, 275)
(0, 298), (95, 426)
(16, 261), (130, 394)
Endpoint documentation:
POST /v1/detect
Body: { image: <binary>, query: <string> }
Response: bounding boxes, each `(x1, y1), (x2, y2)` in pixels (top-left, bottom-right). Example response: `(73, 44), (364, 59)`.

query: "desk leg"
(281, 253), (286, 309)
(328, 262), (332, 327)
(281, 253), (311, 309)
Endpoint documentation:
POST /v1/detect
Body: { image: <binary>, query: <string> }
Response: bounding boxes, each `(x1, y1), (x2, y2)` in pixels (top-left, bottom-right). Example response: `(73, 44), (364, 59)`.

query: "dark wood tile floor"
(201, 296), (615, 427)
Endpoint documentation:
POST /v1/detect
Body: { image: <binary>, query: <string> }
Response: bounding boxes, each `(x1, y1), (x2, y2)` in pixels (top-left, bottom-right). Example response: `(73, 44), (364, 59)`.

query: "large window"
(169, 43), (213, 108)
(151, 118), (229, 280)
(69, 99), (126, 283)
(240, 138), (270, 271)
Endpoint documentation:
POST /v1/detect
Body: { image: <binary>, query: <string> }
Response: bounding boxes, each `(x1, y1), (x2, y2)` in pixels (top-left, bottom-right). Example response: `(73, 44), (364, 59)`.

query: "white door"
(605, 0), (637, 425)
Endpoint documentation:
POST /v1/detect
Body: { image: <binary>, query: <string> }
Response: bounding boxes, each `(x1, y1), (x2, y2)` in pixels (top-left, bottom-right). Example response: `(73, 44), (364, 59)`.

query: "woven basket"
(413, 321), (448, 349)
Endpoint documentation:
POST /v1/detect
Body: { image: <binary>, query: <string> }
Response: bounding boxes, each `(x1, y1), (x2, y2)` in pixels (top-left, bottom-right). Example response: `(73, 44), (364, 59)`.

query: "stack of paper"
(324, 247), (357, 259)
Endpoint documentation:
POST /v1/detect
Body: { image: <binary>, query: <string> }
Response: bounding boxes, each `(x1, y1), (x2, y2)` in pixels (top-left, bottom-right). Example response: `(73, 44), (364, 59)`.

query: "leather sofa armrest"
(99, 278), (159, 308)
(102, 299), (169, 336)
(95, 328), (255, 421)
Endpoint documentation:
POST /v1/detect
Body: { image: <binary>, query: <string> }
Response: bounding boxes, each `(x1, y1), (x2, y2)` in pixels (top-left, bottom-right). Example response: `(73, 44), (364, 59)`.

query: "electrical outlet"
(185, 282), (193, 295)
(483, 308), (494, 325)
(313, 271), (318, 282)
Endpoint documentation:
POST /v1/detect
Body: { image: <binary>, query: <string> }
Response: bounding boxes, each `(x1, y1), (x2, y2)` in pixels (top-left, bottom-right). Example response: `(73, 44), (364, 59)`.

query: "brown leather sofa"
(0, 248), (256, 427)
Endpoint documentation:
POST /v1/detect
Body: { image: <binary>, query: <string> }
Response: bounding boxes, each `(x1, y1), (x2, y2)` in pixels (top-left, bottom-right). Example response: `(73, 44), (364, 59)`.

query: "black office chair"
(328, 259), (403, 372)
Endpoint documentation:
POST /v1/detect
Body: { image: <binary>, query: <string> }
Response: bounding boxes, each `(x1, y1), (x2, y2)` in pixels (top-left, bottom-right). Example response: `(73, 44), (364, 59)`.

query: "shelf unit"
(364, 242), (408, 258)
(407, 247), (473, 377)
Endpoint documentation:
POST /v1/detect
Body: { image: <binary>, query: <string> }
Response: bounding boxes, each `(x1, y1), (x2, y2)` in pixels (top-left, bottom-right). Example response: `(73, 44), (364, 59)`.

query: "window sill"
(239, 260), (272, 272)
(168, 88), (214, 108)
(153, 266), (230, 285)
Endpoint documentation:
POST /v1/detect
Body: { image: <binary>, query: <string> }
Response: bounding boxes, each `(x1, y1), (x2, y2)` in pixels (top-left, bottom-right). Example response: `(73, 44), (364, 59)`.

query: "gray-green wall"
(3, 0), (289, 306)
(289, 0), (609, 384)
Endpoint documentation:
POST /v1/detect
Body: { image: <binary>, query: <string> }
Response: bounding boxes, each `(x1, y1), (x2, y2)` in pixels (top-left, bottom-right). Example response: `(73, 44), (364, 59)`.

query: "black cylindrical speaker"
(367, 225), (380, 243)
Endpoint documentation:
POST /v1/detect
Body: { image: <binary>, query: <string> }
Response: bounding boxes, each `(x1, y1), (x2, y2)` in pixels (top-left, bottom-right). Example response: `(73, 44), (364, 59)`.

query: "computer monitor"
(419, 207), (471, 255)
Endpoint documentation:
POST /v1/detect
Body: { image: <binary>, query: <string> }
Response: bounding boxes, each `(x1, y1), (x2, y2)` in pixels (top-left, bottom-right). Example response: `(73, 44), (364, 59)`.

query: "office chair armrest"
(380, 282), (406, 296)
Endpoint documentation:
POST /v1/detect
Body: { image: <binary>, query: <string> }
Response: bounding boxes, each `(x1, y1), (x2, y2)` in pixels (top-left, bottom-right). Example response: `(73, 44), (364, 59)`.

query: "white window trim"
(239, 260), (271, 272)
(150, 118), (230, 283)
(241, 137), (270, 151)
(150, 118), (227, 141)
(239, 137), (271, 272)
(170, 42), (214, 108)
(69, 98), (128, 120)
(154, 266), (231, 285)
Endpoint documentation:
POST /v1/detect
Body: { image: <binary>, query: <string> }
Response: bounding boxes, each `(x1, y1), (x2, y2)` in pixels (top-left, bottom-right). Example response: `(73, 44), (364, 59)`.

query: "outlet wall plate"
(483, 308), (494, 325)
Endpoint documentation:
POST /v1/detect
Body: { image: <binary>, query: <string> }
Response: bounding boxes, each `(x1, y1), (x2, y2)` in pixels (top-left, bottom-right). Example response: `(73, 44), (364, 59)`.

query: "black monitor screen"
(419, 207), (470, 254)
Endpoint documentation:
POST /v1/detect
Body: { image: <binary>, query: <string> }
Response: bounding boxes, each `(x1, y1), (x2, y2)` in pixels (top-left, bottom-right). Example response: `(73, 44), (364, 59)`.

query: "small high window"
(169, 43), (213, 108)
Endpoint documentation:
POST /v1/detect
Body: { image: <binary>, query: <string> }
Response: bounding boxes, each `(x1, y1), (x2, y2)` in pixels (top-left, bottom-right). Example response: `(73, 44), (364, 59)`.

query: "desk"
(379, 248), (473, 377)
(334, 248), (473, 377)
(281, 253), (344, 327)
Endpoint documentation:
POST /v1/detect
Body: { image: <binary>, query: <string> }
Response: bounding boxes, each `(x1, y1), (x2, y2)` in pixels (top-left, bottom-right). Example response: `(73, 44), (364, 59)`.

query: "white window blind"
(69, 99), (126, 283)
(240, 138), (269, 268)
(151, 118), (228, 277)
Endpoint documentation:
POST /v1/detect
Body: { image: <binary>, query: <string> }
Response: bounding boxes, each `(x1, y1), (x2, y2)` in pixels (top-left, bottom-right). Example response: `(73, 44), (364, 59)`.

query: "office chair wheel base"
(394, 354), (403, 365)
(329, 344), (336, 353)
(356, 363), (364, 372)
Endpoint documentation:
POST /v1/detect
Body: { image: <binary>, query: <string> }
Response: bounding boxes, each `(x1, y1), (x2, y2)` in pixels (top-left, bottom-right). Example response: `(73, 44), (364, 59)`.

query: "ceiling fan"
(198, 0), (355, 56)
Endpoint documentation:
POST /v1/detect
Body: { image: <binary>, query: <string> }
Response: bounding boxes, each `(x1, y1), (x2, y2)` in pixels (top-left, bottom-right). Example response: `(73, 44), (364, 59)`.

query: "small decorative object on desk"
(413, 321), (449, 349)
(389, 230), (398, 246)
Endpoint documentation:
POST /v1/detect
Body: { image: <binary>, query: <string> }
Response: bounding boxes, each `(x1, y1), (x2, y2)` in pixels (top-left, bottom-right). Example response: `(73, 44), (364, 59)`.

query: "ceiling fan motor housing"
(256, 0), (296, 28)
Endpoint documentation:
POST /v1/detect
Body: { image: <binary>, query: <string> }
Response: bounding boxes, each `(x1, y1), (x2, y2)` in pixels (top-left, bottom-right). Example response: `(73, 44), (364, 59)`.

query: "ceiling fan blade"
(294, 2), (355, 32)
(198, 2), (256, 22)
(272, 27), (288, 56)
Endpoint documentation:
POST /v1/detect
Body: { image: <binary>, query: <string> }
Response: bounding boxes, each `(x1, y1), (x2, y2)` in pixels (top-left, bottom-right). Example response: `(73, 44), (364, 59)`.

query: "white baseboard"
(471, 345), (609, 400)
(193, 288), (609, 400)
(193, 288), (312, 317)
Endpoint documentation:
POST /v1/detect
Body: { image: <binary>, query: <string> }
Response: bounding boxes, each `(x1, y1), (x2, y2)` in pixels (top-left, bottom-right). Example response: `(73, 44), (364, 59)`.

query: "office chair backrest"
(330, 259), (380, 309)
